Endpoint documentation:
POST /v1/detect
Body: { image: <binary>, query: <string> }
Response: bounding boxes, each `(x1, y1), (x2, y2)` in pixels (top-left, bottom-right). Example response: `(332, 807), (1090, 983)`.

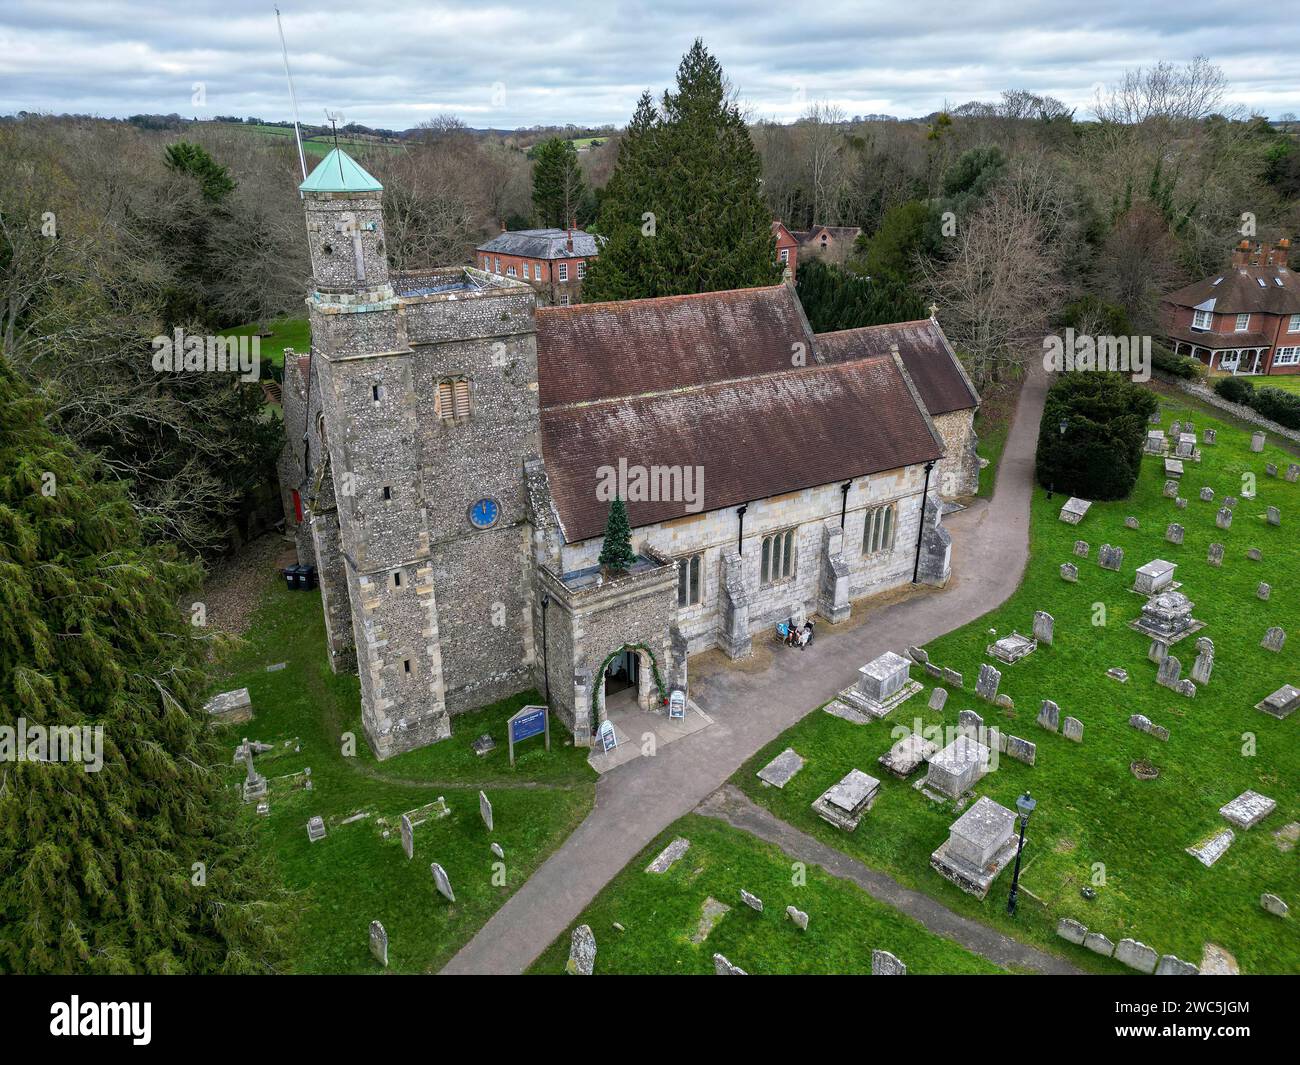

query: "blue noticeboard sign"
(507, 705), (550, 765)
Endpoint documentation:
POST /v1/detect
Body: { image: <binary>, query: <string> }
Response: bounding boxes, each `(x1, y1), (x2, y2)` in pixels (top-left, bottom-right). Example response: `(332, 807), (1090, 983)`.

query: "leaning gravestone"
(871, 949), (907, 975)
(1060, 562), (1078, 582)
(1062, 716), (1084, 742)
(1098, 544), (1123, 571)
(1116, 938), (1159, 974)
(1287, 463), (1300, 483)
(431, 862), (455, 903)
(942, 667), (963, 688)
(1247, 547), (1262, 561)
(1157, 655), (1182, 689)
(1207, 542), (1224, 566)
(567, 925), (596, 975)
(1261, 627), (1286, 652)
(1032, 610), (1054, 645)
(369, 920), (388, 968)
(713, 953), (746, 976)
(1267, 506), (1280, 526)
(1265, 463), (1278, 477)
(479, 790), (494, 832)
(1124, 516), (1139, 529)
(1250, 431), (1266, 453)
(400, 814), (414, 859)
(785, 906), (809, 931)
(1165, 523), (1184, 545)
(928, 687), (948, 711)
(1199, 487), (1214, 502)
(1163, 480), (1179, 498)
(1073, 540), (1089, 557)
(975, 663), (1001, 703)
(1215, 507), (1232, 530)
(1036, 700), (1060, 732)
(1261, 894), (1289, 918)
(1190, 637), (1214, 685)
(740, 889), (764, 912)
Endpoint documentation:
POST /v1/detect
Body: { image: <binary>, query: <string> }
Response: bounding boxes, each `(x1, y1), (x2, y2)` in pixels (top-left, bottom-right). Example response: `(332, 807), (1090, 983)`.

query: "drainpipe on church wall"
(912, 461), (936, 584)
(736, 504), (748, 555)
(840, 480), (852, 528)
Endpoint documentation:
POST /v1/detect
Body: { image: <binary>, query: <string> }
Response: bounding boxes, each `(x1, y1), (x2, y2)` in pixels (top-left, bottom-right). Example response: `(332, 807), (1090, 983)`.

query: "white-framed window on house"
(481, 256), (489, 271)
(1275, 346), (1300, 367)
(779, 247), (789, 265)
(435, 377), (471, 423)
(862, 504), (896, 556)
(1235, 312), (1251, 332)
(1191, 309), (1213, 331)
(761, 529), (795, 586)
(506, 265), (516, 277)
(558, 295), (571, 306)
(494, 256), (501, 272)
(533, 263), (542, 281)
(558, 263), (569, 282)
(1289, 314), (1300, 333)
(576, 260), (585, 279)
(677, 553), (703, 607)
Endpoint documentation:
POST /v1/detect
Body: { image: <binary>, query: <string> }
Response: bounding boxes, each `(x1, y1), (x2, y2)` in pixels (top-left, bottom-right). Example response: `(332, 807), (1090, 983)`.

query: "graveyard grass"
(527, 815), (1004, 974)
(728, 392), (1300, 974)
(210, 576), (596, 974)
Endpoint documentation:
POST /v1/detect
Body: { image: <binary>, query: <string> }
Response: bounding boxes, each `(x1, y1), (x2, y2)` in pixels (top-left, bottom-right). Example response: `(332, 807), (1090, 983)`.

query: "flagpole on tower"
(275, 6), (308, 182)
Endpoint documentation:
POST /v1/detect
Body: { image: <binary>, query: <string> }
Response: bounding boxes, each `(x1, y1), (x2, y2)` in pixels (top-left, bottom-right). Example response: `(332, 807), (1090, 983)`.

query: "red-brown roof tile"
(1165, 268), (1300, 316)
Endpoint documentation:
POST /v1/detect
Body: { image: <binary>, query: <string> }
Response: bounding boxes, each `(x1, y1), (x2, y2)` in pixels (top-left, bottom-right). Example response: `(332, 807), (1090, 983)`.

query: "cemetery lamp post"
(1006, 790), (1036, 916)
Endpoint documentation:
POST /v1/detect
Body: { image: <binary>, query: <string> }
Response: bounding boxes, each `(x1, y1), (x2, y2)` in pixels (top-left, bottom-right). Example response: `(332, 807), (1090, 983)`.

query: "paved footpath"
(697, 785), (1084, 974)
(443, 362), (1049, 974)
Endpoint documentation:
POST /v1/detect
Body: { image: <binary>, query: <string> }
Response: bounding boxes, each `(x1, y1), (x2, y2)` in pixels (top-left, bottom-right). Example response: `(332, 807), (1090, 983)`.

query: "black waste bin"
(282, 564), (305, 590)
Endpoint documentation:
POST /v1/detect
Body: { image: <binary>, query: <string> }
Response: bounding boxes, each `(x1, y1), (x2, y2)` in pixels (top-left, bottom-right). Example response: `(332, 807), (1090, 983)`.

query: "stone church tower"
(298, 150), (540, 758)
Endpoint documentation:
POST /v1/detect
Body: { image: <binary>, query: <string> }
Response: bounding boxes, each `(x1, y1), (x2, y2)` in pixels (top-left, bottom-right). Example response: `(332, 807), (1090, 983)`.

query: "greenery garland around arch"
(591, 642), (668, 724)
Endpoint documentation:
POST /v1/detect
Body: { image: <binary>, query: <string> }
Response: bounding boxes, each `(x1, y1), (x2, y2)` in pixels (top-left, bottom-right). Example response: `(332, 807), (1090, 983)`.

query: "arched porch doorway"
(594, 645), (657, 730)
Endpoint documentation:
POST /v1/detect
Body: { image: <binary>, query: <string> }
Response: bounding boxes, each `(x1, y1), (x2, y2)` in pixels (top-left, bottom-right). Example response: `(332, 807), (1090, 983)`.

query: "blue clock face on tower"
(469, 498), (500, 529)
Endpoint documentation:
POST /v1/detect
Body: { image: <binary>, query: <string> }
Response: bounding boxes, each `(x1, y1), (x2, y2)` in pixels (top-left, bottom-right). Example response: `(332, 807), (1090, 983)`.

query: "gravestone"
(907, 646), (928, 665)
(1190, 637), (1214, 685)
(957, 708), (983, 733)
(740, 889), (764, 912)
(1073, 540), (1089, 557)
(1032, 610), (1054, 645)
(1124, 516), (1139, 529)
(1261, 894), (1289, 918)
(878, 732), (938, 779)
(479, 790), (494, 832)
(241, 738), (267, 804)
(369, 921), (388, 967)
(1165, 523), (1184, 545)
(871, 950), (907, 975)
(1006, 736), (1036, 765)
(1149, 410), (1161, 424)
(1219, 790), (1277, 830)
(1266, 506), (1280, 526)
(1163, 479), (1179, 498)
(1134, 559), (1176, 595)
(1060, 562), (1078, 582)
(1224, 495), (1237, 508)
(1116, 939), (1159, 974)
(854, 651), (919, 716)
(1098, 544), (1123, 571)
(1187, 829), (1235, 867)
(1175, 433), (1195, 459)
(431, 862), (455, 903)
(1265, 462), (1278, 477)
(929, 796), (1019, 898)
(757, 748), (805, 789)
(925, 736), (990, 799)
(1170, 420), (1181, 435)
(307, 815), (326, 843)
(646, 837), (691, 873)
(928, 687), (948, 711)
(1256, 684), (1299, 720)
(1156, 955), (1200, 975)
(1036, 700), (1060, 732)
(987, 631), (1036, 664)
(1247, 547), (1262, 561)
(1261, 626), (1285, 652)
(1062, 716), (1084, 742)
(567, 925), (596, 975)
(1215, 507), (1232, 530)
(1106, 667), (1128, 683)
(1257, 582), (1271, 601)
(942, 667), (963, 688)
(1084, 932), (1115, 957)
(1145, 429), (1165, 454)
(1199, 486), (1214, 502)
(1287, 463), (1300, 482)
(1203, 428), (1216, 444)
(1175, 497), (1187, 509)
(471, 733), (496, 757)
(975, 663), (1001, 702)
(1165, 458), (1184, 478)
(400, 814), (413, 859)
(712, 953), (746, 976)
(1057, 918), (1087, 944)
(491, 842), (504, 859)
(785, 906), (809, 931)
(811, 769), (881, 831)
(1156, 655), (1182, 689)
(924, 662), (942, 678)
(1250, 431), (1265, 452)
(1207, 542), (1224, 566)
(204, 687), (253, 725)
(1059, 497), (1092, 525)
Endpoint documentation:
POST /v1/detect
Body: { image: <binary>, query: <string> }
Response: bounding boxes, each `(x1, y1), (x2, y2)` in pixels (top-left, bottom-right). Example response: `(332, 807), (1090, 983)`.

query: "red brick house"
(477, 225), (603, 306)
(1163, 238), (1300, 376)
(793, 224), (862, 267)
(772, 221), (799, 278)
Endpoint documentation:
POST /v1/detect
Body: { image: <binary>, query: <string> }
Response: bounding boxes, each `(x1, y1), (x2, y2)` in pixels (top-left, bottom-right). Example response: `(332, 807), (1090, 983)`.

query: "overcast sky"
(3, 1), (1298, 129)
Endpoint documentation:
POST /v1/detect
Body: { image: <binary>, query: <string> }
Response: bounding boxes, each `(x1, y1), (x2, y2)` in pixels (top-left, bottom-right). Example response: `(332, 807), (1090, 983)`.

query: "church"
(279, 148), (980, 758)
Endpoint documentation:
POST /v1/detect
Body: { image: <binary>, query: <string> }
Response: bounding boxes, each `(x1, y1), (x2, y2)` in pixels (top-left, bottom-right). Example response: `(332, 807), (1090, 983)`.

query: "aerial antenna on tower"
(275, 6), (308, 182)
(325, 110), (346, 182)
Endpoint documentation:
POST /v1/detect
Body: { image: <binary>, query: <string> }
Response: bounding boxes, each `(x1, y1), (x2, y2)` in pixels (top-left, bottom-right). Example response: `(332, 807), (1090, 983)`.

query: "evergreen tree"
(0, 357), (288, 973)
(164, 142), (236, 203)
(795, 259), (928, 333)
(597, 497), (636, 573)
(583, 40), (781, 301)
(531, 136), (586, 228)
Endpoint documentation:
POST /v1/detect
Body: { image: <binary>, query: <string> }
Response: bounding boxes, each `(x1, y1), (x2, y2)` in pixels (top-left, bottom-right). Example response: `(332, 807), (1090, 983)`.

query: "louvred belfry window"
(436, 377), (471, 422)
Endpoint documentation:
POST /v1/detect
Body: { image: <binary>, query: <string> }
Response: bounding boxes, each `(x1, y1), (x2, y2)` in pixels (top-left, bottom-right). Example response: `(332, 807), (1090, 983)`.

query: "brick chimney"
(1231, 238), (1291, 269)
(566, 219), (574, 253)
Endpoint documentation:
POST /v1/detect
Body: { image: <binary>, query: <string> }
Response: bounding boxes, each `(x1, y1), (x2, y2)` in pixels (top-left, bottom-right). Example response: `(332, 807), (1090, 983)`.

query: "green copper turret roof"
(299, 148), (384, 193)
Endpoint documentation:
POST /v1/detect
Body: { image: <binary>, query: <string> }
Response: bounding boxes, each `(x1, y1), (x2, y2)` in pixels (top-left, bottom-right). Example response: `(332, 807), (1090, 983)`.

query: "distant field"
(220, 317), (310, 369)
(569, 137), (607, 149)
(209, 122), (403, 158)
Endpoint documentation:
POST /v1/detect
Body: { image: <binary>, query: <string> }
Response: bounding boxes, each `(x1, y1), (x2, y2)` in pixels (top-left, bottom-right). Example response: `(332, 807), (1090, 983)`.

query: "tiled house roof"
(1164, 268), (1300, 316)
(477, 228), (603, 259)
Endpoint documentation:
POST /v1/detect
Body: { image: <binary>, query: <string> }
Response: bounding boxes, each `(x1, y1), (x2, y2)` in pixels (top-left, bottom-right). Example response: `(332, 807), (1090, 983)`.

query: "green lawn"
(1255, 376), (1300, 397)
(220, 317), (309, 370)
(210, 573), (596, 973)
(730, 393), (1300, 974)
(528, 815), (1004, 974)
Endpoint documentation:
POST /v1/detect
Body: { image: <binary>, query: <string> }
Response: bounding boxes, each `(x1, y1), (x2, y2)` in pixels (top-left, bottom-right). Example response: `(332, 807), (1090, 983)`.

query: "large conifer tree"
(583, 40), (781, 301)
(0, 358), (286, 973)
(530, 136), (587, 228)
